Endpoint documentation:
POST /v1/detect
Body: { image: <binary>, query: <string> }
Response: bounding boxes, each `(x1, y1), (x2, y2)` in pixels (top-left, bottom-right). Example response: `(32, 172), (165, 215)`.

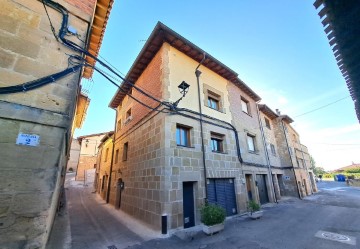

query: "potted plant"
(248, 200), (263, 219)
(200, 203), (226, 235)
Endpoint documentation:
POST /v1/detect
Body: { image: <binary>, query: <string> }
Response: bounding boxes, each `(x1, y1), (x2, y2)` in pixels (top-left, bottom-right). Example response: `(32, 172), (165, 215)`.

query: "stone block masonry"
(0, 0), (95, 248)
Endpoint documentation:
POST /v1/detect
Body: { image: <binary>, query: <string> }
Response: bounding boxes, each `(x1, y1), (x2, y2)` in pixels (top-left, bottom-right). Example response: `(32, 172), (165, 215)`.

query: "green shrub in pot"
(200, 203), (226, 226)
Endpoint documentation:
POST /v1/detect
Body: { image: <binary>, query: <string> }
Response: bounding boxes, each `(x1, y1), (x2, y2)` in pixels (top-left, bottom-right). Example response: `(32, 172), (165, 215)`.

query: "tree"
(309, 155), (326, 176)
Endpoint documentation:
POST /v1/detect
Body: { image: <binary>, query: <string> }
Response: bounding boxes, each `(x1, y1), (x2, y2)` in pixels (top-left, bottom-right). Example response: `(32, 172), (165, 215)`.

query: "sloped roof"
(314, 0), (360, 122)
(258, 104), (279, 120)
(109, 22), (261, 108)
(83, 0), (114, 79)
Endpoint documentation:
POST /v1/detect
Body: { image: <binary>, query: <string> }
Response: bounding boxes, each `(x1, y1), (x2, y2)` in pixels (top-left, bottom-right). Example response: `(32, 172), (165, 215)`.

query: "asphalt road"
(128, 180), (360, 249)
(48, 178), (360, 249)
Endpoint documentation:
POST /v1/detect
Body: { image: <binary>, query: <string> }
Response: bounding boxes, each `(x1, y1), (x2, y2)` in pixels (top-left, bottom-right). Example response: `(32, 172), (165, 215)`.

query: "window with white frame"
(247, 134), (256, 152)
(241, 97), (250, 115)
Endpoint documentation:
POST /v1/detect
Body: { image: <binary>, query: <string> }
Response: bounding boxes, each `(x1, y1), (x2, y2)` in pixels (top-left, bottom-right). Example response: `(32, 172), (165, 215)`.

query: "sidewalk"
(47, 173), (160, 249)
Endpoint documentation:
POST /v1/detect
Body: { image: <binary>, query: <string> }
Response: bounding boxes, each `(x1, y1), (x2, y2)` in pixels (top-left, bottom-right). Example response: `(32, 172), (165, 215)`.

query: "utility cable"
(0, 65), (82, 94)
(294, 95), (350, 118)
(42, 0), (59, 42)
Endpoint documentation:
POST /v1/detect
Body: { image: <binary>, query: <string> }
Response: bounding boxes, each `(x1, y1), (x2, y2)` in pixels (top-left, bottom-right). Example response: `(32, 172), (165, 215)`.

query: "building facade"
(97, 22), (316, 233)
(75, 132), (107, 181)
(0, 0), (113, 248)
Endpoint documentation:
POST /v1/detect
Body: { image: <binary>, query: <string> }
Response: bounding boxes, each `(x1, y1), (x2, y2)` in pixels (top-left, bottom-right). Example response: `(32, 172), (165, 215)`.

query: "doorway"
(183, 182), (195, 228)
(207, 178), (237, 216)
(277, 174), (285, 196)
(245, 174), (253, 200)
(256, 174), (269, 204)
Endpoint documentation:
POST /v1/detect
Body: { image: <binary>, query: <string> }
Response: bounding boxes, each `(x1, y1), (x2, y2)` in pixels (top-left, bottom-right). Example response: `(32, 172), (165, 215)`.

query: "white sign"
(16, 133), (40, 146)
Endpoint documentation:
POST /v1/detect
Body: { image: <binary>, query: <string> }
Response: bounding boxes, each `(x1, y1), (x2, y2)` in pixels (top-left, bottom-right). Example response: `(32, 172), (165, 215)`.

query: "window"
(115, 149), (119, 164)
(117, 119), (122, 131)
(207, 91), (221, 111)
(241, 97), (250, 115)
(247, 134), (256, 152)
(123, 142), (128, 161)
(176, 125), (190, 147)
(265, 117), (271, 129)
(126, 108), (132, 119)
(270, 144), (276, 156)
(211, 132), (224, 153)
(104, 148), (109, 162)
(125, 109), (132, 124)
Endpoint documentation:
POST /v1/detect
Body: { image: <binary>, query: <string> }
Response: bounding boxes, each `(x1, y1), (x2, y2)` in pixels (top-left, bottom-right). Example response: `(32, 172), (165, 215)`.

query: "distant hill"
(332, 163), (360, 173)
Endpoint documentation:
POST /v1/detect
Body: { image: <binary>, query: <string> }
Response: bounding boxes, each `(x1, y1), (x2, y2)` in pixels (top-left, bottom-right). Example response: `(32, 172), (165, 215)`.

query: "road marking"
(315, 230), (356, 246)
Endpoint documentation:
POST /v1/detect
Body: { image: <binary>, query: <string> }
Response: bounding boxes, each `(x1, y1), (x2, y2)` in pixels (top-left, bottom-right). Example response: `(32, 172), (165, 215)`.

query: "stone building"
(99, 22), (316, 233)
(75, 132), (108, 181)
(0, 0), (113, 248)
(94, 132), (115, 202)
(67, 138), (81, 172)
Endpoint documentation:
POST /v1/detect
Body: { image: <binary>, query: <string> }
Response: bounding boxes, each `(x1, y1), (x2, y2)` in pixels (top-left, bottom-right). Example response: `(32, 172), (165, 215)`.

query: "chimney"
(276, 109), (281, 115)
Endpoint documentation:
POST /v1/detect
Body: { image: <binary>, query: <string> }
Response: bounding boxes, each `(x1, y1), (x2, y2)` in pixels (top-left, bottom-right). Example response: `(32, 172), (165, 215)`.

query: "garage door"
(207, 178), (237, 216)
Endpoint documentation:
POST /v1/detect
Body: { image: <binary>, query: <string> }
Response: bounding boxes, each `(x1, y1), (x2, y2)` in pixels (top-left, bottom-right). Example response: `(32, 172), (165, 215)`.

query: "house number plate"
(16, 133), (40, 147)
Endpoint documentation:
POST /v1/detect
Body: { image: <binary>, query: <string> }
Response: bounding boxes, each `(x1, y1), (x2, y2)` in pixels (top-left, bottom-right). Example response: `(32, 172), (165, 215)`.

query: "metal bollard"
(161, 214), (167, 234)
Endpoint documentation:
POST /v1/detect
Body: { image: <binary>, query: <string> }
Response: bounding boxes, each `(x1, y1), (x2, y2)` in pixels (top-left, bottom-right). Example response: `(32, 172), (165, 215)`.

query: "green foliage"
(248, 200), (260, 213)
(344, 168), (360, 174)
(200, 204), (226, 226)
(323, 173), (360, 179)
(313, 167), (326, 176)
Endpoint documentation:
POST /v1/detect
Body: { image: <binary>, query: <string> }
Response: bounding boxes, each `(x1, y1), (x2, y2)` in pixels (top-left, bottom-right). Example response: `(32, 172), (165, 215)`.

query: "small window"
(270, 144), (276, 155)
(211, 132), (224, 153)
(117, 119), (122, 131)
(207, 91), (221, 111)
(104, 147), (109, 162)
(115, 149), (119, 164)
(247, 134), (256, 152)
(126, 109), (132, 119)
(265, 118), (271, 129)
(176, 125), (190, 147)
(241, 97), (250, 115)
(123, 142), (128, 161)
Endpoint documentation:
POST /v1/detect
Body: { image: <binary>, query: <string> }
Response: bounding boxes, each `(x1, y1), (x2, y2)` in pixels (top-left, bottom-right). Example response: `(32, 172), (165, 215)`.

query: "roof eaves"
(83, 0), (114, 79)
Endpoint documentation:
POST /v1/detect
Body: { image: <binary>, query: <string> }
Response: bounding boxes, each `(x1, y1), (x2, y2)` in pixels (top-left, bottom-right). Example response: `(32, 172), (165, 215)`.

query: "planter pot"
(249, 210), (263, 219)
(202, 223), (224, 235)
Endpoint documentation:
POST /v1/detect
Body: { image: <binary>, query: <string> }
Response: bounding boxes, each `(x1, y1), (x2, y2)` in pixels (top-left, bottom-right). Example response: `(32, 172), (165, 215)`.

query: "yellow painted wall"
(167, 45), (232, 123)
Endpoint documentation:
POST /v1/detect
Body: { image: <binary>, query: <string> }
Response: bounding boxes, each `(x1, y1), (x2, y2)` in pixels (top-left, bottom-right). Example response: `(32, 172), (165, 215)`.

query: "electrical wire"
(41, 0), (59, 42)
(0, 65), (82, 94)
(294, 95), (350, 118)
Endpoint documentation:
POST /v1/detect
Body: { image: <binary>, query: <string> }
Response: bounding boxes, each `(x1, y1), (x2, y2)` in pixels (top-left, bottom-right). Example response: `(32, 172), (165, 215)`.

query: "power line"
(294, 95), (350, 118)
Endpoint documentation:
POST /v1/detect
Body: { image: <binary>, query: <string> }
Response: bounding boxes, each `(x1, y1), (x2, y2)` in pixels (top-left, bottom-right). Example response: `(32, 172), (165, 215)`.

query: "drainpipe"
(106, 110), (118, 203)
(195, 53), (208, 201)
(280, 119), (302, 199)
(256, 104), (277, 203)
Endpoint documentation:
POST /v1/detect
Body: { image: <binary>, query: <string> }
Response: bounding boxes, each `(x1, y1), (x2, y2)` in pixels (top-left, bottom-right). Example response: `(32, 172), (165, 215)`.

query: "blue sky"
(76, 0), (360, 170)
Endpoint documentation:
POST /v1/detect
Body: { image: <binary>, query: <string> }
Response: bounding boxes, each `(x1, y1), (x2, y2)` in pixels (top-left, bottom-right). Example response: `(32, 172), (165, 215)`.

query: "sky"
(76, 0), (360, 171)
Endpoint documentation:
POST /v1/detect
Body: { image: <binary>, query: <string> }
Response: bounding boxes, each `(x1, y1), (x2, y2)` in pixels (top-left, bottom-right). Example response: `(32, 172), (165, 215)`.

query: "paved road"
(67, 184), (143, 249)
(49, 179), (360, 249)
(128, 181), (360, 249)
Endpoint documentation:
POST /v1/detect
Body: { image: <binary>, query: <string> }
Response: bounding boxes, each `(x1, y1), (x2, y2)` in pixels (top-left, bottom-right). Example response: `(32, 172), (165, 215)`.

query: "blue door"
(207, 178), (237, 216)
(183, 182), (195, 228)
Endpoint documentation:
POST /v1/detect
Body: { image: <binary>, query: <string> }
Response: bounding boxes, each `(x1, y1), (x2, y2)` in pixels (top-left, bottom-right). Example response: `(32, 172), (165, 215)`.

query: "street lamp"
(173, 81), (190, 107)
